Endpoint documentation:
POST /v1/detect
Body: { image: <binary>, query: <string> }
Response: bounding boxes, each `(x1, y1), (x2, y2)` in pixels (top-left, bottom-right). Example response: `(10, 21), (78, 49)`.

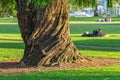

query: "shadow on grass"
(0, 62), (20, 69)
(70, 24), (120, 34)
(0, 69), (120, 80)
(0, 42), (24, 49)
(0, 24), (20, 34)
(73, 38), (120, 45)
(71, 37), (120, 52)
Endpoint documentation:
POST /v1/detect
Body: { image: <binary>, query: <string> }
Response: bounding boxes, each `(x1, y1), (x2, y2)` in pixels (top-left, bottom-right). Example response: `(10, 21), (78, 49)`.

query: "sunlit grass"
(0, 34), (21, 40)
(78, 47), (120, 59)
(71, 34), (120, 47)
(0, 18), (120, 79)
(70, 21), (120, 24)
(0, 17), (18, 23)
(0, 48), (23, 60)
(0, 65), (120, 80)
(0, 24), (120, 61)
(70, 24), (120, 34)
(70, 16), (120, 22)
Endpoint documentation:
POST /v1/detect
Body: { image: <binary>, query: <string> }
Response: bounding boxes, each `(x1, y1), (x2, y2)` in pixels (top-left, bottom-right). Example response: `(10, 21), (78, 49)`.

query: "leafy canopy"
(70, 0), (97, 8)
(27, 0), (52, 9)
(1, 0), (120, 9)
(0, 0), (120, 17)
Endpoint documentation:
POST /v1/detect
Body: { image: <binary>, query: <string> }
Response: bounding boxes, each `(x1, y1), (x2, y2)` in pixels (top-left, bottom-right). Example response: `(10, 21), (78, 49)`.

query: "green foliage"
(27, 0), (52, 9)
(107, 0), (114, 8)
(0, 0), (16, 17)
(0, 0), (119, 17)
(69, 0), (97, 8)
(116, 0), (120, 4)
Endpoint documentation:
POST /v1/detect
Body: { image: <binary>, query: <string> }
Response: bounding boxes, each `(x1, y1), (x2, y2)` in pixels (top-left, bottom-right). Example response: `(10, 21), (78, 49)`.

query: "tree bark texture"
(16, 0), (83, 67)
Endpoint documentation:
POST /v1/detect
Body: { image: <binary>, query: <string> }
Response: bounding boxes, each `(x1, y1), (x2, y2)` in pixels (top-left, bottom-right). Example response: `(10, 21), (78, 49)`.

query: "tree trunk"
(16, 0), (84, 67)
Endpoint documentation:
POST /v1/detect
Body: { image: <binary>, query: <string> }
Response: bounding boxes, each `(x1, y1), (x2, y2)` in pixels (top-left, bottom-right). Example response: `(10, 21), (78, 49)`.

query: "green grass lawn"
(70, 16), (120, 24)
(71, 34), (120, 47)
(70, 24), (120, 34)
(0, 21), (120, 79)
(0, 24), (120, 60)
(78, 46), (120, 59)
(0, 65), (120, 80)
(70, 16), (120, 22)
(0, 17), (18, 23)
(0, 16), (120, 24)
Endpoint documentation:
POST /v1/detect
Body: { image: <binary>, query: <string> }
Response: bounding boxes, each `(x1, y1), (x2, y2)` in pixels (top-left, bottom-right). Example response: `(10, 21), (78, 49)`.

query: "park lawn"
(70, 21), (120, 24)
(70, 16), (120, 24)
(0, 40), (24, 60)
(0, 65), (120, 80)
(0, 22), (120, 79)
(0, 34), (21, 40)
(78, 46), (120, 59)
(0, 16), (120, 22)
(71, 34), (120, 47)
(0, 34), (120, 60)
(70, 16), (120, 22)
(0, 24), (20, 34)
(0, 24), (120, 60)
(70, 24), (120, 34)
(1, 16), (120, 24)
(0, 17), (18, 23)
(0, 48), (23, 61)
(0, 40), (120, 61)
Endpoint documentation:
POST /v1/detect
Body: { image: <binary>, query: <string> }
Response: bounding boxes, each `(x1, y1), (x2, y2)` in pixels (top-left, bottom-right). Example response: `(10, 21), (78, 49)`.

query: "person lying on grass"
(82, 28), (106, 37)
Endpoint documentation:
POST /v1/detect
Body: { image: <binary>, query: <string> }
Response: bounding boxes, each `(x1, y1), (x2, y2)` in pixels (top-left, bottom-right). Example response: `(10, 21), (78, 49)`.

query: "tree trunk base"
(16, 0), (84, 67)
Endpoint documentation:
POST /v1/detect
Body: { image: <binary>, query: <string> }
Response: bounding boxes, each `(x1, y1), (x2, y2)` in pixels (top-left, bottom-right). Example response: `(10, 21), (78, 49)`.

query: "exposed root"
(20, 61), (26, 67)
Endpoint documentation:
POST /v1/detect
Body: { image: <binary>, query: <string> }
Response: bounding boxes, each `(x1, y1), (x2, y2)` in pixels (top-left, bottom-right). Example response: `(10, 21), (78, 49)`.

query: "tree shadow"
(0, 24), (20, 34)
(0, 38), (22, 42)
(70, 24), (120, 34)
(73, 39), (120, 52)
(0, 42), (24, 49)
(0, 62), (20, 69)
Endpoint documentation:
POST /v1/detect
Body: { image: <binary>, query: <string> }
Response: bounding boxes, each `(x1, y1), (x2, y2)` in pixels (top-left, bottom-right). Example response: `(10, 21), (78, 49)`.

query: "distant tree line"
(0, 0), (16, 17)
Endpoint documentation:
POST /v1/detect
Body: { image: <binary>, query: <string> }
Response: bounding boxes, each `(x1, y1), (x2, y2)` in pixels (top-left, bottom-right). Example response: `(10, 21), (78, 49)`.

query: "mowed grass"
(0, 24), (23, 60)
(70, 16), (120, 24)
(70, 16), (120, 22)
(78, 46), (120, 59)
(70, 24), (120, 47)
(71, 34), (120, 47)
(1, 17), (120, 24)
(0, 17), (18, 23)
(0, 22), (120, 79)
(0, 65), (120, 80)
(0, 24), (120, 60)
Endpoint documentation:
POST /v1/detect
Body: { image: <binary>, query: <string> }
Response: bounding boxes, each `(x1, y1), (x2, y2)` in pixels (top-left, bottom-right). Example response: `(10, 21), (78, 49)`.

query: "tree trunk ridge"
(16, 0), (84, 67)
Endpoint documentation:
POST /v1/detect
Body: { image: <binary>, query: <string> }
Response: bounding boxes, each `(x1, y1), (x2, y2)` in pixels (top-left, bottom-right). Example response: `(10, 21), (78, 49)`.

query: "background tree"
(0, 0), (119, 67)
(0, 0), (16, 17)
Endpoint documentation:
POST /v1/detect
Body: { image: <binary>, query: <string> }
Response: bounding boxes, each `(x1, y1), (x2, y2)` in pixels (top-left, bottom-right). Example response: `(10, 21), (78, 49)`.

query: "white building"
(97, 0), (120, 15)
(70, 0), (120, 17)
(115, 3), (120, 15)
(97, 0), (107, 15)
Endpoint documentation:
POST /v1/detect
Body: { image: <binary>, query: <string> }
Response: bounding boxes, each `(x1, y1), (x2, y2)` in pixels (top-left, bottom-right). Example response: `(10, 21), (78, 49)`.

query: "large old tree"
(1, 0), (119, 67)
(16, 0), (84, 66)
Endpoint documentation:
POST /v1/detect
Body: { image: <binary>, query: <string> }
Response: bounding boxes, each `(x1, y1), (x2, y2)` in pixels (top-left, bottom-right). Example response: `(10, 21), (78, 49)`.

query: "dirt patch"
(0, 58), (120, 74)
